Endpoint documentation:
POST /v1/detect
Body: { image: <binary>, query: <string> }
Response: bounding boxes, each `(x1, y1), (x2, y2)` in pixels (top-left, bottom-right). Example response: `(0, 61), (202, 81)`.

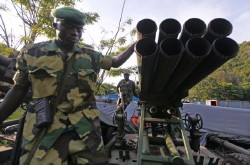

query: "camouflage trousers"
(117, 97), (132, 110)
(19, 118), (109, 165)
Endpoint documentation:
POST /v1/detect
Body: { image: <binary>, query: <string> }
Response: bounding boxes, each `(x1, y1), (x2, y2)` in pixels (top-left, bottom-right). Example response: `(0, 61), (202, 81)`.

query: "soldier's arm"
(112, 43), (135, 68)
(116, 82), (120, 92)
(0, 84), (29, 123)
(117, 80), (122, 93)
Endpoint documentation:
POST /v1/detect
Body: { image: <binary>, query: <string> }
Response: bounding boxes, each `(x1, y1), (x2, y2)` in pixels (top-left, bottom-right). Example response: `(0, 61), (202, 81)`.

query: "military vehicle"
(1, 18), (250, 165)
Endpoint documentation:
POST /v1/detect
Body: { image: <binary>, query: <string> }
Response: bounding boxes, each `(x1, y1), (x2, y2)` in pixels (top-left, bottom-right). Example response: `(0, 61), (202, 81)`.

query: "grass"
(0, 138), (8, 146)
(0, 107), (24, 147)
(6, 107), (25, 121)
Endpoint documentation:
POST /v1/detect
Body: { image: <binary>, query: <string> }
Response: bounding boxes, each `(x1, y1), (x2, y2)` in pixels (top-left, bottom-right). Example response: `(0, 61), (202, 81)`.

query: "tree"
(187, 41), (250, 101)
(0, 3), (22, 50)
(96, 83), (116, 95)
(0, 43), (15, 57)
(188, 77), (221, 101)
(1, 0), (137, 94)
(107, 65), (137, 77)
(93, 0), (136, 93)
(3, 0), (99, 44)
(219, 83), (245, 100)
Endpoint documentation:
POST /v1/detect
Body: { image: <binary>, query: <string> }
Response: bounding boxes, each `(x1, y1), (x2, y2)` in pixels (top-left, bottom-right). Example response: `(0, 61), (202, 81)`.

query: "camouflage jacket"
(13, 40), (112, 159)
(117, 79), (136, 102)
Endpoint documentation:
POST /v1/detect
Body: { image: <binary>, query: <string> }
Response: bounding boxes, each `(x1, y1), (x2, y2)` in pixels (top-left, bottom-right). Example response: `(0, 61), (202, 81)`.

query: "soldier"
(116, 72), (137, 110)
(0, 6), (135, 165)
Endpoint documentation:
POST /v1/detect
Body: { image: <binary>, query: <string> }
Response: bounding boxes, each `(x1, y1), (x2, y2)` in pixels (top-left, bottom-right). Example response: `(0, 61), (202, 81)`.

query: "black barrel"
(0, 85), (10, 93)
(209, 136), (250, 156)
(0, 75), (14, 84)
(136, 19), (157, 40)
(0, 54), (12, 67)
(0, 65), (6, 75)
(203, 18), (232, 43)
(151, 38), (184, 94)
(135, 38), (158, 94)
(164, 37), (211, 95)
(158, 18), (181, 44)
(177, 37), (239, 92)
(0, 119), (20, 128)
(179, 18), (206, 45)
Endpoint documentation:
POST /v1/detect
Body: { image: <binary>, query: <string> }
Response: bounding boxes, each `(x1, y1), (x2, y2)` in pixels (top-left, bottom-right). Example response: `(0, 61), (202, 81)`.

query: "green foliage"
(84, 12), (100, 25)
(188, 41), (250, 101)
(100, 39), (115, 50)
(219, 83), (245, 100)
(107, 66), (137, 77)
(217, 42), (250, 85)
(0, 138), (8, 146)
(0, 43), (14, 57)
(96, 83), (116, 95)
(98, 17), (135, 53)
(7, 108), (25, 121)
(8, 0), (99, 42)
(95, 16), (135, 93)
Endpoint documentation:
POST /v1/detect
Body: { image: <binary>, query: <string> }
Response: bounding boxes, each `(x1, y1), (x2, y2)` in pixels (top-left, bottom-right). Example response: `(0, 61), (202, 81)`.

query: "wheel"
(223, 153), (250, 165)
(195, 114), (203, 129)
(184, 113), (191, 130)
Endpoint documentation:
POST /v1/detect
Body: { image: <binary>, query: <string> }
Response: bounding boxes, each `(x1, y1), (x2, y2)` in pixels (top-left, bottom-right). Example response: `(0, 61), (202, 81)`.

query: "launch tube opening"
(160, 38), (183, 56)
(186, 38), (211, 57)
(160, 19), (181, 35)
(184, 18), (206, 35)
(135, 38), (157, 57)
(136, 19), (157, 36)
(209, 18), (232, 36)
(213, 38), (239, 58)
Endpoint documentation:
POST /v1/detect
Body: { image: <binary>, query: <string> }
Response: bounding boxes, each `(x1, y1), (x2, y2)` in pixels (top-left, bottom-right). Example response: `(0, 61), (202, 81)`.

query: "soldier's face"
(124, 74), (129, 80)
(54, 20), (84, 46)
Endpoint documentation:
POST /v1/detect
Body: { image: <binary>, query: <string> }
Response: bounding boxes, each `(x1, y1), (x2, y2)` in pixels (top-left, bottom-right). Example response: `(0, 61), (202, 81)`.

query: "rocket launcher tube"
(179, 18), (206, 45)
(158, 18), (181, 44)
(203, 18), (232, 43)
(177, 37), (239, 92)
(136, 18), (157, 40)
(135, 38), (158, 94)
(164, 37), (211, 95)
(152, 38), (184, 94)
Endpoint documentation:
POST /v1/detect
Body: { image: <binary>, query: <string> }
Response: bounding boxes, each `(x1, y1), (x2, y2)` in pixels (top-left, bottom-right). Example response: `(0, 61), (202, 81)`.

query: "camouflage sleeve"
(117, 80), (122, 92)
(13, 48), (30, 87)
(131, 81), (137, 97)
(99, 54), (112, 70)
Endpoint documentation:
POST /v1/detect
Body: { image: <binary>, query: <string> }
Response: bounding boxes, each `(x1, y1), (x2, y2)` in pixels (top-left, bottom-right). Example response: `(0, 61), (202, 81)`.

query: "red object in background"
(131, 115), (139, 127)
(131, 115), (149, 128)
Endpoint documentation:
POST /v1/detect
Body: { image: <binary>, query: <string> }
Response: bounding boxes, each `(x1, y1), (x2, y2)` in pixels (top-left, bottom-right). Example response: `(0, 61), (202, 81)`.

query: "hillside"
(188, 41), (250, 101)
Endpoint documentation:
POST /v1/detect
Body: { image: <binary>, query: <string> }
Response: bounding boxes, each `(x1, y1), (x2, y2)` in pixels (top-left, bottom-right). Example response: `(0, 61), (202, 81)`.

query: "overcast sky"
(1, 0), (250, 85)
(81, 0), (250, 44)
(79, 0), (250, 84)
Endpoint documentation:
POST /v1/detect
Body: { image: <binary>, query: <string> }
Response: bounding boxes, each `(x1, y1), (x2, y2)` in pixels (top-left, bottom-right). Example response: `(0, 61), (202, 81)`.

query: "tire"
(223, 153), (250, 165)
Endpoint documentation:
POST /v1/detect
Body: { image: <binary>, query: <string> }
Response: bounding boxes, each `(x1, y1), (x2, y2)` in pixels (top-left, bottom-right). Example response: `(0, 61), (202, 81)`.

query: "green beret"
(51, 6), (85, 25)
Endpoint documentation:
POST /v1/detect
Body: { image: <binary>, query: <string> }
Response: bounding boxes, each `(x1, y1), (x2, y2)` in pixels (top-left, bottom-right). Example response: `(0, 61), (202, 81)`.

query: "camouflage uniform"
(117, 79), (136, 107)
(13, 39), (112, 164)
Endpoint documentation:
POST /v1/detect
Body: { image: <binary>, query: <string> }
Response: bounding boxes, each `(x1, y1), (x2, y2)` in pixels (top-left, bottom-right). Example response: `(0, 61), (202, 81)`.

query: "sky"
(78, 0), (250, 85)
(1, 0), (250, 85)
(81, 0), (250, 44)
